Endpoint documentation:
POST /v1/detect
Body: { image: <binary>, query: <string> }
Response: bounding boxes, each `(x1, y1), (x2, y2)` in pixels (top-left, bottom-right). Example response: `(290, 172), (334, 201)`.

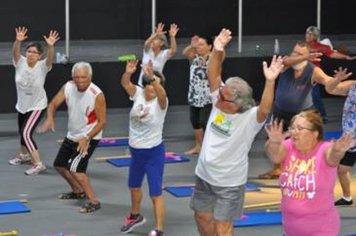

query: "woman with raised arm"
(9, 26), (59, 176)
(120, 60), (168, 236)
(137, 22), (179, 86)
(265, 110), (355, 236)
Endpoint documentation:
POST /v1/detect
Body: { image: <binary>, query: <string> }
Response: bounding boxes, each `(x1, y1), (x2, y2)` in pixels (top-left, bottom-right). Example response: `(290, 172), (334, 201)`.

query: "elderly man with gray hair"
(190, 28), (284, 236)
(38, 62), (106, 214)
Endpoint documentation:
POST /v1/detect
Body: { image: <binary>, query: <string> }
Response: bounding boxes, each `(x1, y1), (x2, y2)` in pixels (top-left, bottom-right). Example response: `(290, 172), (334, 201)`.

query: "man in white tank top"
(38, 62), (106, 213)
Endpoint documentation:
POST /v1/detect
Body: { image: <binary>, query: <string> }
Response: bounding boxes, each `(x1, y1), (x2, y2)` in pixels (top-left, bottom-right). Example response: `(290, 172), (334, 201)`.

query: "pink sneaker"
(25, 163), (47, 175)
(9, 153), (32, 165)
(120, 214), (146, 233)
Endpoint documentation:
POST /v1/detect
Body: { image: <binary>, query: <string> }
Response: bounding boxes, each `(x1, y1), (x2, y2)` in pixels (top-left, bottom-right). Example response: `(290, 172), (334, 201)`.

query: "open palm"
(263, 55), (284, 81)
(44, 30), (60, 46)
(15, 27), (28, 42)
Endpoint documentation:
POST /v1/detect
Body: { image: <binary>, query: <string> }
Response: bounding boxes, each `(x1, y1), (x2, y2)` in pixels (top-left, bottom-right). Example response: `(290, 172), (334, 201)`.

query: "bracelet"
(150, 75), (159, 83)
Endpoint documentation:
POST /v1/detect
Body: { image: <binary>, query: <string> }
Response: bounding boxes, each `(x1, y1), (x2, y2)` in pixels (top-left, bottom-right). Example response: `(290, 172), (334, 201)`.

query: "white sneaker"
(25, 163), (47, 175)
(9, 153), (32, 165)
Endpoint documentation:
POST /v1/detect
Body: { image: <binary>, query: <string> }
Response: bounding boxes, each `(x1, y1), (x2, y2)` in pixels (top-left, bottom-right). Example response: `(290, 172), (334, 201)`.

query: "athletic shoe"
(335, 198), (353, 206)
(9, 153), (32, 165)
(148, 229), (166, 236)
(25, 163), (47, 175)
(120, 214), (146, 233)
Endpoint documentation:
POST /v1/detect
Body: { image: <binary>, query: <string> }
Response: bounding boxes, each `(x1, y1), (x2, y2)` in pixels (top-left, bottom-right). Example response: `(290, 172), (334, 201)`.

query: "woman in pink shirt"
(265, 110), (355, 236)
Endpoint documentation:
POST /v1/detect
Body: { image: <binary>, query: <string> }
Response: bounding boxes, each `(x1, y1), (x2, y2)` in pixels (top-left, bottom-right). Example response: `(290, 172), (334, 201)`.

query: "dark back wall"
(1, 57), (354, 113)
(1, 0), (355, 41)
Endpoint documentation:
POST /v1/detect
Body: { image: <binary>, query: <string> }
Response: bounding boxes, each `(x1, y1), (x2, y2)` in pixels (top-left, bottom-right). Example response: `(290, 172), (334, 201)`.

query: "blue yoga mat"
(107, 153), (190, 167)
(324, 131), (342, 140)
(164, 186), (195, 198)
(98, 138), (128, 147)
(234, 211), (282, 227)
(0, 201), (31, 215)
(164, 182), (260, 198)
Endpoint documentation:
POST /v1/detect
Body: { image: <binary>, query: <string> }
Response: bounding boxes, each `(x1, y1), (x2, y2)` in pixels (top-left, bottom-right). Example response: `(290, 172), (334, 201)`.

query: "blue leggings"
(128, 142), (165, 197)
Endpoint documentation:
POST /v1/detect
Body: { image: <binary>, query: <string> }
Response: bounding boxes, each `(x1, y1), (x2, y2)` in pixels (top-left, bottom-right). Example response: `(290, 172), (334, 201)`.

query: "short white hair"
(71, 62), (93, 77)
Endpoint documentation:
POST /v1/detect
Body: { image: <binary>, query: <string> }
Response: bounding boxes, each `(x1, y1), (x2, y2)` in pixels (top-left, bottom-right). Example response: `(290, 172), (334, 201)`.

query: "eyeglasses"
(288, 125), (314, 132)
(219, 86), (237, 103)
(26, 50), (40, 54)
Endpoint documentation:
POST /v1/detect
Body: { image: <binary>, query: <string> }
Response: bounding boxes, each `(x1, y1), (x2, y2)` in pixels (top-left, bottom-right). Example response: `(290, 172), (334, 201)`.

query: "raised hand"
(333, 134), (356, 153)
(169, 23), (179, 37)
(214, 28), (232, 51)
(191, 35), (200, 47)
(263, 55), (284, 81)
(15, 27), (28, 42)
(155, 22), (165, 35)
(264, 119), (285, 144)
(142, 60), (154, 79)
(334, 67), (353, 81)
(125, 60), (139, 74)
(43, 30), (60, 46)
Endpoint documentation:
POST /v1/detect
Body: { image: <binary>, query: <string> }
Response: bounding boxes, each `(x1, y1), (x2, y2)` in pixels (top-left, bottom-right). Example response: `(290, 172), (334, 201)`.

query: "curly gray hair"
(225, 76), (256, 113)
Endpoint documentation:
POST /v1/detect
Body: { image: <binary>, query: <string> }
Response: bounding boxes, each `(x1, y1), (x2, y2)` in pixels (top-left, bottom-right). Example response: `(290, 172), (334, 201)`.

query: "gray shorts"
(190, 176), (245, 222)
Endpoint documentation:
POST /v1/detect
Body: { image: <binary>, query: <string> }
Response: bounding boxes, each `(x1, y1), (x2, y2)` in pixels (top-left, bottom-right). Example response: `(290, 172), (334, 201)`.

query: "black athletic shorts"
(53, 137), (99, 173)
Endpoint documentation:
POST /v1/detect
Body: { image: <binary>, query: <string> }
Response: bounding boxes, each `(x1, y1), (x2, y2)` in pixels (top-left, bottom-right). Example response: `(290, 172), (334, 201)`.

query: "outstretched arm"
(264, 119), (288, 164)
(326, 134), (356, 166)
(326, 68), (355, 96)
(283, 52), (322, 67)
(330, 50), (356, 60)
(168, 23), (179, 57)
(208, 29), (230, 92)
(142, 61), (167, 109)
(12, 27), (28, 64)
(313, 67), (353, 94)
(182, 35), (199, 60)
(257, 55), (284, 123)
(43, 30), (60, 67)
(121, 60), (138, 98)
(144, 22), (165, 51)
(37, 85), (66, 133)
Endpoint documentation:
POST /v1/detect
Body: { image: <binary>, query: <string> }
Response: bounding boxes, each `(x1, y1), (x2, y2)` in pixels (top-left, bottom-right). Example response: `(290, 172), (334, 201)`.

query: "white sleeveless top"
(64, 81), (103, 141)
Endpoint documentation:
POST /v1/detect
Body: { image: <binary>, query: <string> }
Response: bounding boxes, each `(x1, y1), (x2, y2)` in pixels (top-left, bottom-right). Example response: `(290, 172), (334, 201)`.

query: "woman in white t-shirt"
(137, 22), (179, 86)
(8, 27), (59, 176)
(120, 60), (168, 236)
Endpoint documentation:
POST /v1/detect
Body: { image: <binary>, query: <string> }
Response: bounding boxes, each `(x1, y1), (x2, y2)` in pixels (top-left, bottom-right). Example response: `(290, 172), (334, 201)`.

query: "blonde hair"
(292, 110), (323, 140)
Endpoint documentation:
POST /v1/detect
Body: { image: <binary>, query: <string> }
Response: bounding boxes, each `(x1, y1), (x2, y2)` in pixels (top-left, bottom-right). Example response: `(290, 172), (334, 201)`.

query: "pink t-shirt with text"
(281, 139), (339, 236)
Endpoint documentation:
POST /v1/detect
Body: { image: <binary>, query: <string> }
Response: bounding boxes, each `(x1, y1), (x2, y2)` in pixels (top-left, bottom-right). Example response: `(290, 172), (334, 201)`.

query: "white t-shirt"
(14, 56), (51, 113)
(195, 90), (265, 187)
(129, 86), (168, 148)
(64, 81), (103, 141)
(138, 48), (170, 86)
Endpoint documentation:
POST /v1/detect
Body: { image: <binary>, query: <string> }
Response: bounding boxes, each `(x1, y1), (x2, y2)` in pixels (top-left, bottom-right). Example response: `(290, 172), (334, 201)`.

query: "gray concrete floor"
(0, 98), (356, 236)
